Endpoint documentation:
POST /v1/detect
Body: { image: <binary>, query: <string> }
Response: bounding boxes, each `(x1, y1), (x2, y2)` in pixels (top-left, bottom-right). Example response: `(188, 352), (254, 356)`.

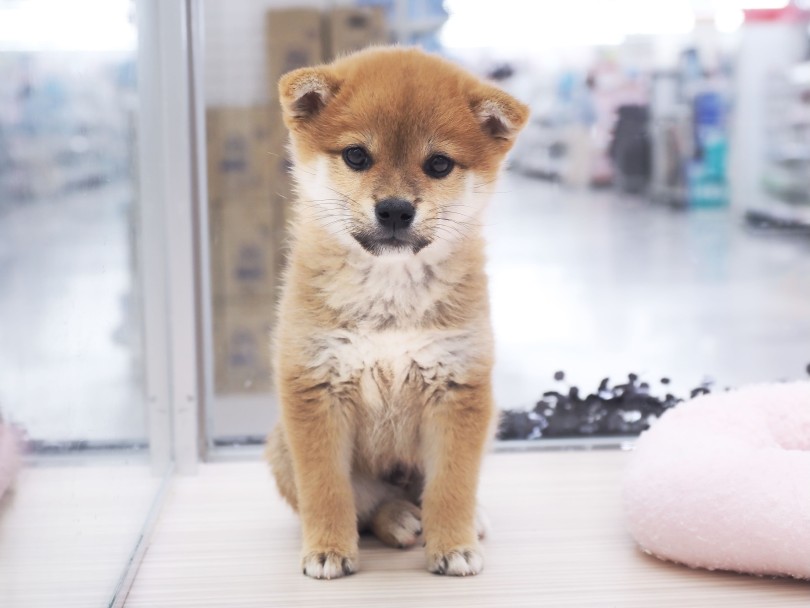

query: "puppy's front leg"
(421, 382), (494, 576)
(282, 383), (358, 579)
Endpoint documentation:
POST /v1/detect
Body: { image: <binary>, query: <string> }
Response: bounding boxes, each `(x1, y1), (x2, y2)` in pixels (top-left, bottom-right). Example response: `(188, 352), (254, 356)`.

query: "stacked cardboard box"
(208, 7), (388, 395)
(266, 9), (324, 91)
(262, 5), (389, 214)
(207, 107), (274, 204)
(265, 8), (325, 225)
(212, 300), (275, 394)
(207, 106), (286, 394)
(325, 7), (388, 60)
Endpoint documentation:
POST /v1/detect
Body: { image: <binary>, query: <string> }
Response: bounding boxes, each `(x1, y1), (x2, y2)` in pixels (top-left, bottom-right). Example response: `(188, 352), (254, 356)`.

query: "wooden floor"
(0, 463), (160, 608)
(124, 451), (809, 607)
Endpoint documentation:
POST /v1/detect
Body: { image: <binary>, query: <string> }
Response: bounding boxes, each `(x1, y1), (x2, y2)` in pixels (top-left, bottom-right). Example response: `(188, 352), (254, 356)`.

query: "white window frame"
(137, 0), (204, 474)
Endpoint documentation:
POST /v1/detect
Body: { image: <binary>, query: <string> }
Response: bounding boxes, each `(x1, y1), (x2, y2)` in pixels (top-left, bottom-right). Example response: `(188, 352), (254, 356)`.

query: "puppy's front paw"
(302, 550), (357, 579)
(427, 546), (484, 576)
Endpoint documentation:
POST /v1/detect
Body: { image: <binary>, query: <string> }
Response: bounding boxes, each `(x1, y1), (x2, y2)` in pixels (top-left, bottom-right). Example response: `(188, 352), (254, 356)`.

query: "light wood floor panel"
(124, 451), (809, 607)
(0, 464), (160, 608)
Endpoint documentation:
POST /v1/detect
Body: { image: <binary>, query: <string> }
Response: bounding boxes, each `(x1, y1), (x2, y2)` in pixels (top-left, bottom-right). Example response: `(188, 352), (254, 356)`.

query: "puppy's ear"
(469, 85), (529, 142)
(278, 67), (341, 124)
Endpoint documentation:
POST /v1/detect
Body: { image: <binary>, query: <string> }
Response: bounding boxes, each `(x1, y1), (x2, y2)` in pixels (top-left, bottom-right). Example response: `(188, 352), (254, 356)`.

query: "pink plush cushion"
(623, 382), (810, 580)
(0, 422), (23, 500)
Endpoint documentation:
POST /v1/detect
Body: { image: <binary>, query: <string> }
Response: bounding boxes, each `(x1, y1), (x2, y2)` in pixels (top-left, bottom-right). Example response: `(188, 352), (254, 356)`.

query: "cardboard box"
(206, 106), (285, 202)
(326, 7), (388, 60)
(266, 9), (324, 92)
(213, 300), (274, 394)
(267, 143), (294, 210)
(210, 202), (282, 299)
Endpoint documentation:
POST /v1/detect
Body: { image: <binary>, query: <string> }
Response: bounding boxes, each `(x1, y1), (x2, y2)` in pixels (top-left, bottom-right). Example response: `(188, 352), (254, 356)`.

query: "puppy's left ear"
(278, 66), (341, 126)
(469, 84), (529, 143)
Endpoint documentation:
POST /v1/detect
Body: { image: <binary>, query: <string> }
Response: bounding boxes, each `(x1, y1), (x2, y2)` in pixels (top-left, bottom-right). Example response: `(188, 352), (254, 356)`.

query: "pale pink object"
(623, 382), (810, 580)
(0, 422), (23, 500)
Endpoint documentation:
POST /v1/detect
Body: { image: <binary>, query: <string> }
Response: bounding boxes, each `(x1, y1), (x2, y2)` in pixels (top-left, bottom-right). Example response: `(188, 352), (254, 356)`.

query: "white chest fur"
(305, 327), (480, 408)
(321, 252), (448, 328)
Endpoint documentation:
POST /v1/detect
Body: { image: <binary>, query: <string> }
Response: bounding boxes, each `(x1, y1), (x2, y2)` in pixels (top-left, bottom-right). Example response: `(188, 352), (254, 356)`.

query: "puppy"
(265, 47), (528, 579)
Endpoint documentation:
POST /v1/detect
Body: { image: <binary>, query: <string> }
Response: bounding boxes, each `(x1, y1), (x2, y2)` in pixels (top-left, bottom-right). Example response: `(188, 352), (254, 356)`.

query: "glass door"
(0, 0), (197, 605)
(199, 0), (392, 446)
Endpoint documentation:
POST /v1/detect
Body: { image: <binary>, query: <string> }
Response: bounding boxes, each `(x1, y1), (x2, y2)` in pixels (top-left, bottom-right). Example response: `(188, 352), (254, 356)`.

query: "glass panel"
(202, 2), (390, 441)
(0, 1), (163, 605)
(200, 0), (809, 447)
(441, 0), (810, 441)
(204, 1), (439, 443)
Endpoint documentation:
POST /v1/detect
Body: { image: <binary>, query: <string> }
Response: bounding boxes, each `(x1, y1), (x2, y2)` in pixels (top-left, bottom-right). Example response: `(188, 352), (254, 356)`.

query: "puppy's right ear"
(278, 67), (341, 126)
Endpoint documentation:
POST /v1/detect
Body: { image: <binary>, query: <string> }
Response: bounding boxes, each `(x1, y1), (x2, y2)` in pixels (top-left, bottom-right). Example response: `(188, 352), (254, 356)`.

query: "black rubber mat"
(498, 365), (810, 440)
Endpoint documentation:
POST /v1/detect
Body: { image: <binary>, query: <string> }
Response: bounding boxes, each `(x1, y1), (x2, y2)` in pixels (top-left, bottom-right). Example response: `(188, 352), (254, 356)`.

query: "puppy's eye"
(424, 154), (454, 179)
(342, 146), (371, 171)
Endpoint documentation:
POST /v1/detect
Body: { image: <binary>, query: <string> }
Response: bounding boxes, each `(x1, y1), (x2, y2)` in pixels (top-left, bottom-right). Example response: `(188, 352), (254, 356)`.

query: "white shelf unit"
(750, 60), (810, 230)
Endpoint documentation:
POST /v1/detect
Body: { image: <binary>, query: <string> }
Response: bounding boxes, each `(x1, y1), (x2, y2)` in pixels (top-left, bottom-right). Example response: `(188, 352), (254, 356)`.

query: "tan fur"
(265, 46), (528, 579)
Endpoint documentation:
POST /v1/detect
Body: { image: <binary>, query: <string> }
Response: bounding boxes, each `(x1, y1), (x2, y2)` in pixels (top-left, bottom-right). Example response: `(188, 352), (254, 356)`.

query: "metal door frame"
(137, 0), (204, 474)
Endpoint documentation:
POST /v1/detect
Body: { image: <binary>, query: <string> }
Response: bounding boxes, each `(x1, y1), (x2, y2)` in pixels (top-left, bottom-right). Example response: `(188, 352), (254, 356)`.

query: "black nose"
(375, 198), (415, 231)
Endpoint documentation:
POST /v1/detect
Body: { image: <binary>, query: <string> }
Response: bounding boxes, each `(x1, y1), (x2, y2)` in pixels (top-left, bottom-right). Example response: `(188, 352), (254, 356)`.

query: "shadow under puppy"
(266, 46), (528, 579)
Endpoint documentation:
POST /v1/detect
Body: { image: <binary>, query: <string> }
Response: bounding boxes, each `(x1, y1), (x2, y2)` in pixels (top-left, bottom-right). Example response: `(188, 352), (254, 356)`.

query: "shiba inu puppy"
(266, 46), (528, 579)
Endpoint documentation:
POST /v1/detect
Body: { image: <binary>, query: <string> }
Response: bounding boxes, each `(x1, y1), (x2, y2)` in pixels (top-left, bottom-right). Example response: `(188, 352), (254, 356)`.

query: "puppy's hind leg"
(354, 473), (423, 549)
(370, 499), (422, 549)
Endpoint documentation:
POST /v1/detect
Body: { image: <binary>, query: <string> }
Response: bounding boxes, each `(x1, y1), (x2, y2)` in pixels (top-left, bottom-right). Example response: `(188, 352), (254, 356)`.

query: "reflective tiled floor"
(0, 184), (144, 442)
(487, 173), (810, 410)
